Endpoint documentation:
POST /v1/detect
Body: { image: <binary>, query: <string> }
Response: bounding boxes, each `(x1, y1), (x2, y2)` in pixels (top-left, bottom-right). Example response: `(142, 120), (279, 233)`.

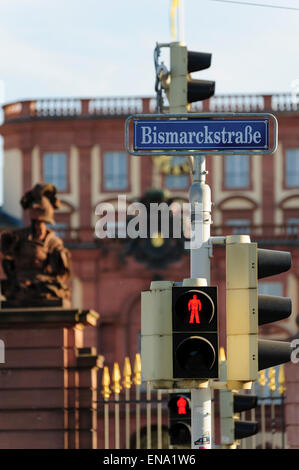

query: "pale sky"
(0, 0), (299, 104)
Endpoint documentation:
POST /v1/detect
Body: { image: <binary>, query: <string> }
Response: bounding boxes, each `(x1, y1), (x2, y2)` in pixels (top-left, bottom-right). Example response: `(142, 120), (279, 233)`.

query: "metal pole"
(190, 154), (211, 282)
(135, 384), (141, 449)
(146, 381), (152, 449)
(281, 394), (285, 449)
(190, 154), (213, 449)
(157, 389), (163, 449)
(167, 37), (213, 449)
(125, 387), (130, 449)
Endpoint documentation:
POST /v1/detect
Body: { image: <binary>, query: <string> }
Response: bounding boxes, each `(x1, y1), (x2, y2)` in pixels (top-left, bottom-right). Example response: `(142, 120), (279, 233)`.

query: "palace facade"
(1, 93), (299, 446)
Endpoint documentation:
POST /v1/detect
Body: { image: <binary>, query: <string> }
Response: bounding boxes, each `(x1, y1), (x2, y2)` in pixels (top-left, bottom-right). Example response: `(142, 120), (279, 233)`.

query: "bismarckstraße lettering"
(134, 119), (268, 151)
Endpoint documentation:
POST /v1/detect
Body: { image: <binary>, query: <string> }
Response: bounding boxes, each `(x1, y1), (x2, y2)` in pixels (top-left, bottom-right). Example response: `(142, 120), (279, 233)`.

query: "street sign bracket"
(125, 112), (278, 156)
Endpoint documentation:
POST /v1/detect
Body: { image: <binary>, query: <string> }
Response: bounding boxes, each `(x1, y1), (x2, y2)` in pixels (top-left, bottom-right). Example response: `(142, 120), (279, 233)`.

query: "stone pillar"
(0, 308), (102, 449)
(77, 347), (103, 449)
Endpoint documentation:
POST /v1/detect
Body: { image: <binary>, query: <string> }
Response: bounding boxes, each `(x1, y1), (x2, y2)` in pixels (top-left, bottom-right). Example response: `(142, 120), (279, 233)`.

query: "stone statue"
(1, 183), (72, 308)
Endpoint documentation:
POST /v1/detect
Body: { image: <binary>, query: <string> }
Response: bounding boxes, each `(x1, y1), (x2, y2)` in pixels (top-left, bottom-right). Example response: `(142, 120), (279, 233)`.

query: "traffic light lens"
(168, 394), (191, 417)
(176, 336), (216, 373)
(173, 289), (216, 330)
(169, 423), (191, 445)
(176, 396), (187, 414)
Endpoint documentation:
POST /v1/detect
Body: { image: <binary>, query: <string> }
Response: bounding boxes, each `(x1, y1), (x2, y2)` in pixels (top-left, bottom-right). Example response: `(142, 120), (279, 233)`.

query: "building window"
(258, 282), (283, 297)
(165, 156), (188, 189)
(286, 217), (299, 235)
(43, 152), (67, 191)
(226, 218), (251, 234)
(103, 152), (128, 190)
(225, 155), (249, 188)
(286, 149), (299, 187)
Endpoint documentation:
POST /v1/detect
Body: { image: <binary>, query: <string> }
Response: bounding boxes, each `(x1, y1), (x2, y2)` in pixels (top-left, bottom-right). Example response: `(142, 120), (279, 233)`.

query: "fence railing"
(211, 223), (299, 240)
(97, 354), (287, 449)
(2, 93), (298, 122)
(48, 223), (299, 247)
(240, 366), (286, 449)
(97, 354), (170, 449)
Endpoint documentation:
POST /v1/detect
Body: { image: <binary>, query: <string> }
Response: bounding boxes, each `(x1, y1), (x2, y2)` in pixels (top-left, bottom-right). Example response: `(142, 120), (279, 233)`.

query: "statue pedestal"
(0, 308), (103, 449)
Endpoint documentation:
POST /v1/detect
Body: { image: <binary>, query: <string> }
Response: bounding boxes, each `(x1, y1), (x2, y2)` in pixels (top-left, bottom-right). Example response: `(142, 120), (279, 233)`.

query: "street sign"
(125, 113), (278, 156)
(135, 119), (268, 151)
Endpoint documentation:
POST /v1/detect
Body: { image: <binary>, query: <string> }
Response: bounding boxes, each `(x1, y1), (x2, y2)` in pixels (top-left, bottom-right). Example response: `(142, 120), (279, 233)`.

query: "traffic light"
(172, 286), (219, 379)
(141, 280), (218, 388)
(257, 248), (292, 370)
(220, 390), (259, 446)
(219, 348), (259, 447)
(226, 235), (293, 388)
(168, 392), (191, 447)
(167, 42), (215, 112)
(186, 50), (215, 104)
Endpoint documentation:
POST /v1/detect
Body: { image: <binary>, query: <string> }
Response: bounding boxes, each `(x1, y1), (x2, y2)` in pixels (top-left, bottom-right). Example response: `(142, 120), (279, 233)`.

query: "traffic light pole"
(167, 40), (214, 449)
(190, 154), (211, 282)
(189, 154), (213, 449)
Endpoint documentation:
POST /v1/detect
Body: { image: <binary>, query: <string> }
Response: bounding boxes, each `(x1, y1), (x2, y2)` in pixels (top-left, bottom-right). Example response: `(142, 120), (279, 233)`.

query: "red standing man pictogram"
(188, 294), (202, 324)
(177, 396), (187, 415)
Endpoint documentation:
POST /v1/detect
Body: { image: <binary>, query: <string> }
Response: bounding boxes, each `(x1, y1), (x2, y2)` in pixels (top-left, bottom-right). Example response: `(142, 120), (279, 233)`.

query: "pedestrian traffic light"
(172, 285), (218, 379)
(226, 235), (293, 388)
(141, 280), (218, 388)
(168, 42), (215, 112)
(220, 389), (259, 446)
(168, 392), (191, 447)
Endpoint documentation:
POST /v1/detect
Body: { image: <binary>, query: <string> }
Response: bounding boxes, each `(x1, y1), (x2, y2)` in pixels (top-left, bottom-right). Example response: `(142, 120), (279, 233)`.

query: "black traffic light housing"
(168, 392), (191, 446)
(234, 394), (259, 440)
(258, 248), (293, 370)
(226, 238), (293, 386)
(172, 286), (218, 379)
(187, 50), (215, 103)
(220, 387), (259, 445)
(167, 43), (216, 113)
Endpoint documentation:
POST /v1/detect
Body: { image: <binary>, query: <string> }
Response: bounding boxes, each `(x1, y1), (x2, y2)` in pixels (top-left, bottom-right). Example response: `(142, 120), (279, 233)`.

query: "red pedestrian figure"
(177, 396), (187, 415)
(188, 294), (201, 324)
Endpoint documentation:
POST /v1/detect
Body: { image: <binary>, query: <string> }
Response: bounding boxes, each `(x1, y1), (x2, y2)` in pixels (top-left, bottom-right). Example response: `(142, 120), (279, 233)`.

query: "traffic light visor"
(187, 80), (215, 103)
(258, 249), (291, 279)
(188, 51), (212, 73)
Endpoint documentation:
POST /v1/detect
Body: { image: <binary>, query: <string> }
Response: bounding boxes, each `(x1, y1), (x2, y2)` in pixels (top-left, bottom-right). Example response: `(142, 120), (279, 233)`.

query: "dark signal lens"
(169, 423), (191, 445)
(175, 336), (216, 373)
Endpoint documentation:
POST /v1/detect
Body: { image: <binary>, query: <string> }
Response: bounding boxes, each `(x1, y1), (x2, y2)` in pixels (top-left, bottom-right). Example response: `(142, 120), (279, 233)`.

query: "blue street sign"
(134, 119), (269, 152)
(125, 113), (278, 156)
